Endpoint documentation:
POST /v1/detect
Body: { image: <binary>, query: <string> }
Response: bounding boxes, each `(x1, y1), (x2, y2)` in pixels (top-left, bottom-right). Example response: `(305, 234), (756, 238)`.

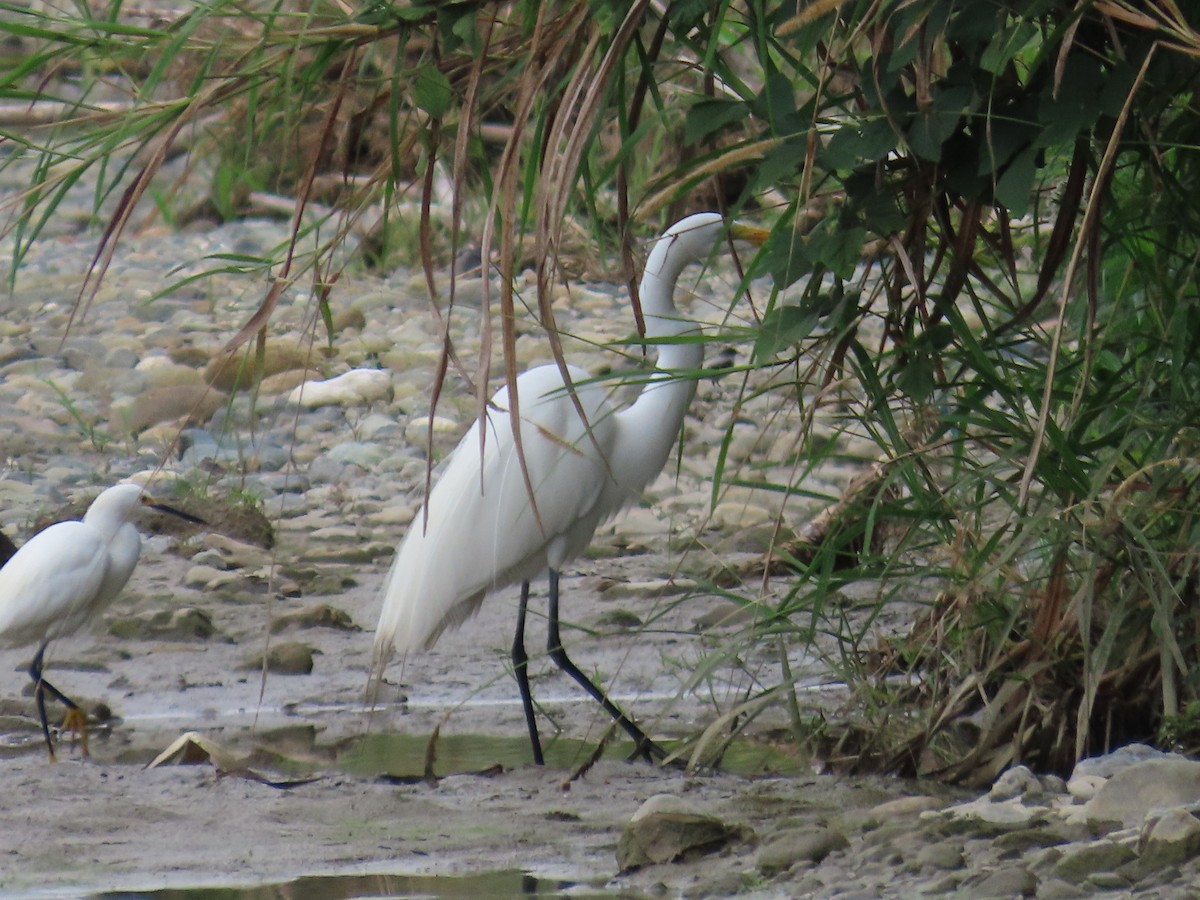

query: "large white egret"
(371, 212), (769, 764)
(0, 483), (204, 760)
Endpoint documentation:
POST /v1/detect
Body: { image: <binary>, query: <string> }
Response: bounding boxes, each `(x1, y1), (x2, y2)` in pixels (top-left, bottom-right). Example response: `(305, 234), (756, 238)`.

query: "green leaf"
(448, 8), (482, 54)
(754, 71), (800, 135)
(762, 224), (811, 290)
(393, 3), (438, 22)
(844, 169), (906, 234)
(907, 86), (972, 160)
(753, 305), (818, 364)
(976, 118), (1033, 176)
(994, 146), (1039, 215)
(684, 98), (749, 145)
(825, 117), (897, 168)
(412, 65), (452, 118)
(805, 223), (867, 281)
(748, 294), (844, 367)
(980, 20), (1037, 75)
(895, 352), (936, 401)
(667, 0), (712, 32)
(754, 135), (808, 185)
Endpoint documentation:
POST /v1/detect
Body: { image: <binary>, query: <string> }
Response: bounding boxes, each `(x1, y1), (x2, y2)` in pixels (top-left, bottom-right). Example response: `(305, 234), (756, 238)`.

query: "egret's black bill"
(145, 501), (207, 526)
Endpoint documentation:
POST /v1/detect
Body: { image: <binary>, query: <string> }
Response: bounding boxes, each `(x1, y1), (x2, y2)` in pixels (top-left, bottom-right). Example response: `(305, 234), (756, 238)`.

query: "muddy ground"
(0, 509), (932, 899)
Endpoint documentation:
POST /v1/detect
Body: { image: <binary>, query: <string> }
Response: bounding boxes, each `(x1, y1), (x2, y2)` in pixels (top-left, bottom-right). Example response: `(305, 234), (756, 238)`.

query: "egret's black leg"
(30, 643), (56, 761)
(28, 642), (87, 761)
(512, 580), (545, 765)
(544, 568), (665, 763)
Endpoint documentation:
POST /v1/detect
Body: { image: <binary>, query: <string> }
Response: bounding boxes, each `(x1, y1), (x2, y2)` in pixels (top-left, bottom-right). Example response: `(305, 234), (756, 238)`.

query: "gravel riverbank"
(2, 218), (1200, 898)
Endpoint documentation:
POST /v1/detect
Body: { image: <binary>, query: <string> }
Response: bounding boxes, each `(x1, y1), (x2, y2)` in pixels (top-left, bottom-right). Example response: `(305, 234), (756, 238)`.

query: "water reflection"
(94, 869), (582, 899)
(334, 732), (809, 779)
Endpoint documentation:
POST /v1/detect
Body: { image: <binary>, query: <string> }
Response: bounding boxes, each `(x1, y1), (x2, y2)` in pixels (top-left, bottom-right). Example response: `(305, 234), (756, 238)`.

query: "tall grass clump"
(715, 0), (1200, 784)
(4, 0), (1200, 782)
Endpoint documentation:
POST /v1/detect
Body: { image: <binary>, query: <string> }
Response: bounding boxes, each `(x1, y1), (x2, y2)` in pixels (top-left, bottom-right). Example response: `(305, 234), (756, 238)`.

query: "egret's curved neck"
(612, 233), (710, 491)
(84, 507), (128, 544)
(639, 233), (706, 372)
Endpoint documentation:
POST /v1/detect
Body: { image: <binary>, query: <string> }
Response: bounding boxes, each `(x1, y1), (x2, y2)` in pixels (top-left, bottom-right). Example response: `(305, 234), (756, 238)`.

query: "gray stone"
(990, 765), (1042, 801)
(270, 604), (360, 633)
(919, 874), (963, 894)
(757, 826), (849, 874)
(1085, 870), (1130, 889)
(242, 641), (317, 675)
(616, 794), (743, 872)
(1039, 774), (1068, 795)
(1053, 841), (1138, 881)
(1035, 878), (1086, 899)
(1031, 846), (1065, 869)
(993, 826), (1069, 856)
(113, 383), (223, 434)
(104, 344), (140, 368)
(1085, 758), (1200, 831)
(252, 472), (311, 494)
(183, 564), (244, 590)
(963, 865), (1037, 897)
(306, 456), (355, 484)
(594, 609), (643, 630)
(914, 841), (965, 871)
(857, 820), (915, 847)
(686, 869), (750, 898)
(324, 440), (389, 469)
(1139, 809), (1200, 870)
(189, 548), (232, 570)
(356, 412), (403, 439)
(201, 533), (274, 569)
(107, 607), (219, 642)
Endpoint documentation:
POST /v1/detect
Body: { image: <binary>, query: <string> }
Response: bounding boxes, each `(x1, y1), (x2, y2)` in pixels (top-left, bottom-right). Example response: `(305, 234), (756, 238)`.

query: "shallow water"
(333, 731), (809, 779)
(91, 869), (608, 899)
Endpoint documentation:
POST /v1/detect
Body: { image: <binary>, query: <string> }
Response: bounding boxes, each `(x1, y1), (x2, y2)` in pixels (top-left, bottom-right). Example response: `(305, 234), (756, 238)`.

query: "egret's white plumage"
(0, 484), (145, 648)
(372, 213), (768, 762)
(0, 482), (202, 759)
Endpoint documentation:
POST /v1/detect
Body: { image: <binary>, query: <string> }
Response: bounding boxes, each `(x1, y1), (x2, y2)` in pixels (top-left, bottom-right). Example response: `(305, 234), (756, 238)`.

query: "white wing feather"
(374, 364), (627, 664)
(0, 522), (110, 648)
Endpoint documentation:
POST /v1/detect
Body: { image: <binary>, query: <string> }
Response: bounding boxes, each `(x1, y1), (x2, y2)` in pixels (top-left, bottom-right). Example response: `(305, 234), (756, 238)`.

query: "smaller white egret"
(0, 483), (204, 760)
(372, 212), (769, 764)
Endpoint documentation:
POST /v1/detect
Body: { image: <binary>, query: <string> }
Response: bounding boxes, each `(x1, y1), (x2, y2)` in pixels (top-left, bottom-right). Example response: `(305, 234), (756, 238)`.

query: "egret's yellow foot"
(59, 706), (89, 758)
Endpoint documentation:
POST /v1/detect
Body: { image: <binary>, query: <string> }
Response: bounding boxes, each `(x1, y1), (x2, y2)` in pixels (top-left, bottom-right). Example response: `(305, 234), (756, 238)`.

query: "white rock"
(134, 354), (177, 371)
(943, 797), (1044, 830)
(1068, 774), (1107, 802)
(1072, 743), (1175, 780)
(368, 503), (417, 527)
(288, 368), (393, 408)
(403, 414), (462, 448)
(867, 795), (943, 821)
